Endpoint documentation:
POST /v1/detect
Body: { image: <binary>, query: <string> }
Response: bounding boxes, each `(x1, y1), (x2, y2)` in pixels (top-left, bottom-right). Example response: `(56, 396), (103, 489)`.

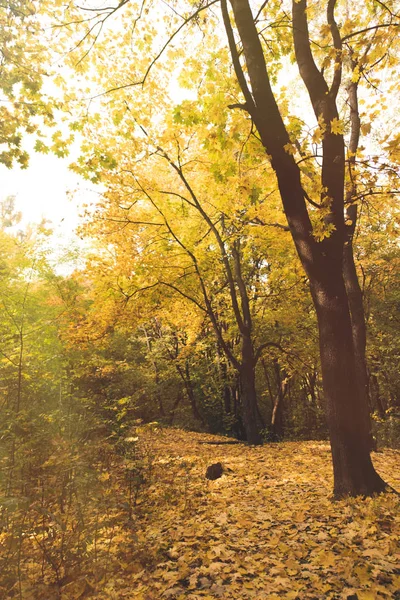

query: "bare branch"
(158, 281), (207, 313)
(254, 341), (283, 364)
(221, 0), (256, 114)
(346, 190), (400, 205)
(249, 217), (290, 231)
(342, 22), (399, 42)
(327, 0), (342, 99)
(373, 0), (399, 18)
(254, 0), (270, 23)
(303, 189), (322, 209)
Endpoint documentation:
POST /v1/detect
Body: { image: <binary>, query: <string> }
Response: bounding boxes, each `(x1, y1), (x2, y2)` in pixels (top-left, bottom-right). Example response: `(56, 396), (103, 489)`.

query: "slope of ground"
(94, 428), (399, 600)
(2, 427), (399, 599)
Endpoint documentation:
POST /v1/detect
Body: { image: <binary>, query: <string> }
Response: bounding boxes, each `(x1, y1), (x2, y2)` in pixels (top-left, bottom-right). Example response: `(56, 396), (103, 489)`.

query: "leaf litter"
(3, 427), (399, 600)
(96, 428), (399, 600)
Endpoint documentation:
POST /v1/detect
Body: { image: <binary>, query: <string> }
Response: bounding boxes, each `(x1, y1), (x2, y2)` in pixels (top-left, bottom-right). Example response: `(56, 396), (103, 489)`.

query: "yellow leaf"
(284, 143), (295, 155)
(361, 122), (371, 136)
(352, 65), (361, 82)
(330, 118), (344, 135)
(357, 592), (376, 600)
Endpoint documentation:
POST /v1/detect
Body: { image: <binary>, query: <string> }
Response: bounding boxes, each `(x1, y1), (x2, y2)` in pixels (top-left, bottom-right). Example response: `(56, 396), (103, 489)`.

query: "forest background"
(0, 0), (399, 598)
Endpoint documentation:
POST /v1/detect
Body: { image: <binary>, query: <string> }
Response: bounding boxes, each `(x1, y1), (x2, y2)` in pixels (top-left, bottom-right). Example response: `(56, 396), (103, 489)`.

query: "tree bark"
(176, 361), (204, 425)
(343, 219), (375, 449)
(169, 389), (183, 425)
(370, 374), (386, 419)
(271, 361), (287, 440)
(343, 63), (374, 450)
(310, 267), (386, 496)
(239, 334), (262, 444)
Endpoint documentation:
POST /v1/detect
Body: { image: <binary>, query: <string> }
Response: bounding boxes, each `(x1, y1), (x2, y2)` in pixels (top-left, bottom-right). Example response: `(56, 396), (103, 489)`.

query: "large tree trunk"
(311, 266), (386, 497)
(343, 223), (375, 450)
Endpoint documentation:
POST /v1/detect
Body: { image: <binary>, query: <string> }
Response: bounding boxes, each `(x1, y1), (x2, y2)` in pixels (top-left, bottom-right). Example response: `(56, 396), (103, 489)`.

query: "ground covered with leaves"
(1, 427), (399, 599)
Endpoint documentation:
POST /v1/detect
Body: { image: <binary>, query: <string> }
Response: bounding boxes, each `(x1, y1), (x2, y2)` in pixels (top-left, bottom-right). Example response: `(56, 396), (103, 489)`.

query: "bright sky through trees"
(0, 153), (80, 229)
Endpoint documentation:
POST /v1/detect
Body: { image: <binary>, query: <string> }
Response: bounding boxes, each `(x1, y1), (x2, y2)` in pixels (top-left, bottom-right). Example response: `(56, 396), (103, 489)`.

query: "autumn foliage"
(1, 0), (400, 596)
(1, 426), (399, 599)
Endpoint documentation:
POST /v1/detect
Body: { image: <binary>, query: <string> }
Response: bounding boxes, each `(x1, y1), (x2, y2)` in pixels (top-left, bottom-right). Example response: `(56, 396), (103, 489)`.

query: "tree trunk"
(223, 0), (389, 497)
(271, 360), (287, 440)
(343, 214), (375, 450)
(224, 385), (232, 414)
(142, 325), (165, 417)
(183, 361), (204, 425)
(370, 374), (386, 419)
(169, 389), (183, 425)
(220, 359), (232, 415)
(311, 268), (386, 497)
(240, 334), (262, 444)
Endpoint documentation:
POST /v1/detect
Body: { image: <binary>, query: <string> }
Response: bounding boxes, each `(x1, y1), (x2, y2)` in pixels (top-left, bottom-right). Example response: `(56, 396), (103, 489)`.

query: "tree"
(76, 121), (294, 443)
(218, 0), (400, 495)
(21, 0), (399, 495)
(0, 203), (69, 498)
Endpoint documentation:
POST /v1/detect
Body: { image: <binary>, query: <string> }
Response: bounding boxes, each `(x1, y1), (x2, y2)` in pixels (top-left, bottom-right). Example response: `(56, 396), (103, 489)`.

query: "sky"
(0, 150), (86, 233)
(0, 139), (102, 273)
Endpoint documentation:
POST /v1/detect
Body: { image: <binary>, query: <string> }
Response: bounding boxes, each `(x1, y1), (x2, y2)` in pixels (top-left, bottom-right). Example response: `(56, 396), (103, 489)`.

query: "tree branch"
(254, 341), (283, 365)
(342, 22), (399, 42)
(156, 145), (246, 333)
(87, 0), (219, 99)
(249, 217), (290, 231)
(327, 0), (342, 99)
(221, 0), (256, 114)
(135, 180), (241, 369)
(292, 0), (328, 115)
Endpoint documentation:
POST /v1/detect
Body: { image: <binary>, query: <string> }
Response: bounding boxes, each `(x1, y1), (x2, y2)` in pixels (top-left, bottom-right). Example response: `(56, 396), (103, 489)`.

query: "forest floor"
(3, 427), (400, 600)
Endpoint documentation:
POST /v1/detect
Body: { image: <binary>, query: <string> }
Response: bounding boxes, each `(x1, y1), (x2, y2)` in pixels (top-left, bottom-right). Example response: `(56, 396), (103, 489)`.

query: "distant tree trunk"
(169, 389), (183, 425)
(220, 359), (232, 415)
(271, 361), (287, 440)
(302, 368), (321, 435)
(305, 369), (318, 406)
(155, 385), (165, 418)
(232, 381), (247, 440)
(369, 374), (386, 419)
(271, 397), (284, 440)
(142, 325), (165, 417)
(224, 385), (232, 414)
(239, 333), (263, 444)
(176, 361), (204, 425)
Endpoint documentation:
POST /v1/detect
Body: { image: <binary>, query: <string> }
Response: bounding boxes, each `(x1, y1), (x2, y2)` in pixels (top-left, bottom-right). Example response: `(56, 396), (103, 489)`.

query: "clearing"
(6, 427), (400, 600)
